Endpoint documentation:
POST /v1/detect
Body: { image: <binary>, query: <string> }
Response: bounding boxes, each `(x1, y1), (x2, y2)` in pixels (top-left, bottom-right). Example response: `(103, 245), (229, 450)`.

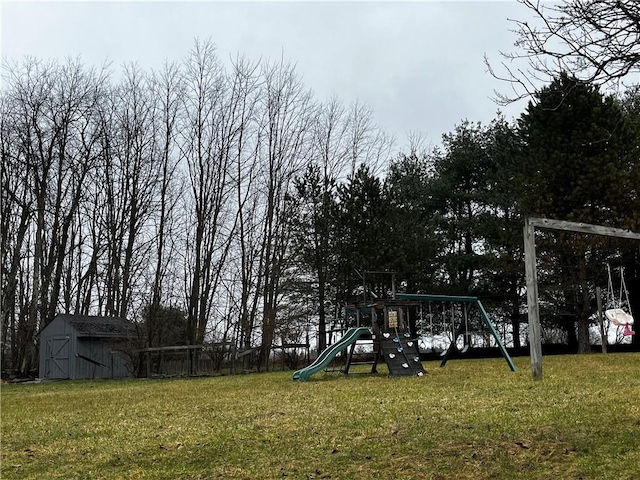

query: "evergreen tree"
(429, 120), (501, 294)
(291, 163), (339, 352)
(384, 151), (441, 293)
(335, 164), (390, 301)
(517, 73), (639, 352)
(420, 118), (526, 347)
(477, 117), (526, 348)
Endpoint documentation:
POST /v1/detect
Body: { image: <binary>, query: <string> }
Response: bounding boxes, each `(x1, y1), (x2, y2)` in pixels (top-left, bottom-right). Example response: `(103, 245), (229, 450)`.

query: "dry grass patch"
(2, 353), (639, 479)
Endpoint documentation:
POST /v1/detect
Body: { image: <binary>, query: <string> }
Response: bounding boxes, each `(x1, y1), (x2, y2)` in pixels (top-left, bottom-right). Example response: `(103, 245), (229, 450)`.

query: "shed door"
(44, 336), (70, 379)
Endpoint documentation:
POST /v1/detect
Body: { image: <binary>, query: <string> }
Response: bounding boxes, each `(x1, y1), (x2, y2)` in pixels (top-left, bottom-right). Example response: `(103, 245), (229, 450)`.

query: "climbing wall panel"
(379, 330), (426, 377)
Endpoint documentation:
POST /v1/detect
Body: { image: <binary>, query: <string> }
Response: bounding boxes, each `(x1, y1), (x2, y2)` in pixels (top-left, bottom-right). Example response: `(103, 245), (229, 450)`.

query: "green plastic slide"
(292, 327), (371, 381)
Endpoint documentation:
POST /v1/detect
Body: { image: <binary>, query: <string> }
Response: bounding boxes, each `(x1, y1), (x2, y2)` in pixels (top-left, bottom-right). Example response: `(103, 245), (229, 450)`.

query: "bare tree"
(97, 65), (159, 320)
(0, 85), (32, 372)
(487, 0), (640, 104)
(224, 56), (263, 359)
(145, 61), (185, 346)
(345, 100), (393, 177)
(48, 64), (108, 320)
(1, 58), (109, 373)
(1, 44), (396, 375)
(181, 40), (250, 347)
(256, 58), (314, 370)
(9, 59), (58, 373)
(183, 54), (263, 353)
(72, 180), (105, 315)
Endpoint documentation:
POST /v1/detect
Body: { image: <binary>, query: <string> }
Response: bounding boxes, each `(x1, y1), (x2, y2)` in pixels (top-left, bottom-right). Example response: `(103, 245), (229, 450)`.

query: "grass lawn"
(2, 354), (639, 479)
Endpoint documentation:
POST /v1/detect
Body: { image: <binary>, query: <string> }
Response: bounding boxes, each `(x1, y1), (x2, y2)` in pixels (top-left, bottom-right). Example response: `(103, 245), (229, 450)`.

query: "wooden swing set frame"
(523, 217), (640, 380)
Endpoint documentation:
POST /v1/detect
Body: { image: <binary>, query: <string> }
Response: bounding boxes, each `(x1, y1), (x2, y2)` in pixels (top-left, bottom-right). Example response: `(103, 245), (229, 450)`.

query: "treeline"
(293, 74), (640, 357)
(2, 41), (639, 375)
(0, 41), (391, 374)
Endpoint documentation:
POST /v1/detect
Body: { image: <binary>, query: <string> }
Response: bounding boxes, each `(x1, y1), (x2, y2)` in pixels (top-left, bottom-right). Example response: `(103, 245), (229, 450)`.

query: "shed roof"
(51, 314), (137, 338)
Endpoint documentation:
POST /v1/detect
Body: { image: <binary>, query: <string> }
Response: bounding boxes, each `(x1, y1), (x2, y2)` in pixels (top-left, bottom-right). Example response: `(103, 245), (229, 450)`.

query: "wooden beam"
(528, 217), (640, 240)
(396, 293), (479, 303)
(136, 345), (204, 353)
(271, 344), (310, 349)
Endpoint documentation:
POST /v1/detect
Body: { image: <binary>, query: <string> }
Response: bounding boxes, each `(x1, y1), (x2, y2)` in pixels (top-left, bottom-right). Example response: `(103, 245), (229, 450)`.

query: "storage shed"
(39, 314), (137, 380)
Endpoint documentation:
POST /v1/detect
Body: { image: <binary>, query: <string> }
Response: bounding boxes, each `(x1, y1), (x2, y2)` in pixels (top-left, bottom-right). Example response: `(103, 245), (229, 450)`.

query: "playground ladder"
(344, 337), (379, 374)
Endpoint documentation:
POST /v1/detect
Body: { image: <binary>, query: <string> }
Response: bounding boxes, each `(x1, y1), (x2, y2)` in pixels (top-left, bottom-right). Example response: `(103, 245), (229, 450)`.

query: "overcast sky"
(2, 0), (532, 150)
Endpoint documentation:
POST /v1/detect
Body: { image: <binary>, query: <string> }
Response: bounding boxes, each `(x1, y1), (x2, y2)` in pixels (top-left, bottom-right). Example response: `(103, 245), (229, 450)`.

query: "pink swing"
(605, 308), (635, 336)
(605, 265), (635, 336)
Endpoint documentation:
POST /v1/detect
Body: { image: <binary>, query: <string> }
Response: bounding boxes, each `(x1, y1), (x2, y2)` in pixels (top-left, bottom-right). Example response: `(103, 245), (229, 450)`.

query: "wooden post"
(391, 273), (396, 299)
(596, 286), (607, 354)
(231, 343), (237, 375)
(524, 218), (543, 380)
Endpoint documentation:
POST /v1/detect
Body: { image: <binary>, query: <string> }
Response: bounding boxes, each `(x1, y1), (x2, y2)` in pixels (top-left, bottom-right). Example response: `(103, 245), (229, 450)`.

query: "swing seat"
(605, 308), (634, 326)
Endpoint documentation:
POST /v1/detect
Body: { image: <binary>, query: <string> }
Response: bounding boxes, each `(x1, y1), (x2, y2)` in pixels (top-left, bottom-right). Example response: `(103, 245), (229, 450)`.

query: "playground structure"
(293, 291), (517, 381)
(293, 217), (640, 382)
(524, 217), (640, 380)
(395, 293), (516, 371)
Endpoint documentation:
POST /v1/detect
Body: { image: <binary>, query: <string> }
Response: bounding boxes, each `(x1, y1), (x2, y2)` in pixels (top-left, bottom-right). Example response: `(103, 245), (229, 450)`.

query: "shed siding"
(75, 338), (133, 379)
(39, 315), (135, 380)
